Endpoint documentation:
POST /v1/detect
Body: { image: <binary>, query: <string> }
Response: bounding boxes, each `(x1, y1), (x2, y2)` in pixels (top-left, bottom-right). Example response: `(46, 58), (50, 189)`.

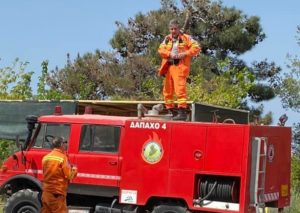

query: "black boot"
(173, 108), (187, 121)
(167, 108), (177, 117)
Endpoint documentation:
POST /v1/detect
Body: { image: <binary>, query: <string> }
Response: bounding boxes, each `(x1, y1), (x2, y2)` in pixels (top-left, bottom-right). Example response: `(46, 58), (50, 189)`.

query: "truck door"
(73, 124), (121, 188)
(24, 123), (71, 179)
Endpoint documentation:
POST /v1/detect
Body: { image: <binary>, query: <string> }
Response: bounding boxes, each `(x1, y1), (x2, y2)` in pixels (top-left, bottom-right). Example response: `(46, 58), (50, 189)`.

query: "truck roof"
(39, 114), (131, 126)
(0, 100), (250, 140)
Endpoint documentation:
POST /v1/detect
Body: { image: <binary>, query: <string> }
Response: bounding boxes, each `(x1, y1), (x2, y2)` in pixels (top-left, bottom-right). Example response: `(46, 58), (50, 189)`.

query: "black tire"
(4, 189), (41, 213)
(152, 204), (190, 213)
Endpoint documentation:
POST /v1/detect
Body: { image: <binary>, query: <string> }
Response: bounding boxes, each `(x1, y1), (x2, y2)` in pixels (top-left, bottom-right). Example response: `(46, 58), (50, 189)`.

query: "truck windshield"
(33, 123), (70, 149)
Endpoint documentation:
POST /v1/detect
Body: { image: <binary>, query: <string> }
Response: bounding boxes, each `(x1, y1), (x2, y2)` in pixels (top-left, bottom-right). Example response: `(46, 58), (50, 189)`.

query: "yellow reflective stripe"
(43, 156), (64, 163)
(159, 44), (172, 49)
(177, 98), (187, 103)
(191, 44), (199, 48)
(166, 100), (174, 104)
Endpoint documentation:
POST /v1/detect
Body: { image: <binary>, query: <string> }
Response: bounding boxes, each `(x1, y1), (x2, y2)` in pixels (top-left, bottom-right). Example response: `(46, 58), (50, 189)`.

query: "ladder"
(250, 137), (268, 213)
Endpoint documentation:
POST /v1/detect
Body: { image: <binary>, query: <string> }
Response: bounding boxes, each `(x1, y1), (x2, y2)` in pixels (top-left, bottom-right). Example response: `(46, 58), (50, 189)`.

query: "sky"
(0, 0), (299, 126)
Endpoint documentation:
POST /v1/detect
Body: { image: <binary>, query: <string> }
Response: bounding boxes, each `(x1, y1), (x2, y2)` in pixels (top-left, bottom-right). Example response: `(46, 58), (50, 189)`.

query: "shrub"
(0, 139), (16, 165)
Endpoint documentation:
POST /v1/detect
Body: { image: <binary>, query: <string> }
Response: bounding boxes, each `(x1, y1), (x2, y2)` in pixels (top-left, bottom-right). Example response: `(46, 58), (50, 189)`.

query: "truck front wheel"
(152, 204), (190, 213)
(4, 189), (41, 213)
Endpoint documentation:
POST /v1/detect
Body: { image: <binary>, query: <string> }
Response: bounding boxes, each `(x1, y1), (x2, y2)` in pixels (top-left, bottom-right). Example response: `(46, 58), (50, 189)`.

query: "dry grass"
(0, 200), (4, 212)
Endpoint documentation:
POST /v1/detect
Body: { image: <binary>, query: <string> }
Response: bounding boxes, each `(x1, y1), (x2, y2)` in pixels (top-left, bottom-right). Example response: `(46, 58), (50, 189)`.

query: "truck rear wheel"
(4, 189), (41, 213)
(152, 204), (190, 213)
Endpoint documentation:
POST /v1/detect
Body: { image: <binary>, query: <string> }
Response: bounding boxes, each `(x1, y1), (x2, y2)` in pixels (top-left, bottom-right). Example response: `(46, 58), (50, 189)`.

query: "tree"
(188, 58), (255, 108)
(46, 0), (281, 123)
(0, 58), (33, 100)
(278, 26), (300, 112)
(35, 60), (71, 100)
(36, 60), (49, 100)
(46, 52), (103, 100)
(110, 0), (280, 120)
(277, 26), (300, 151)
(46, 51), (158, 100)
(291, 155), (300, 194)
(292, 123), (300, 156)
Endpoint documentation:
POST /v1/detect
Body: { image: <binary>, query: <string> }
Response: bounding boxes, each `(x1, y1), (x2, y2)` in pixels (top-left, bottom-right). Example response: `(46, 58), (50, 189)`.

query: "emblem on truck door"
(142, 133), (163, 164)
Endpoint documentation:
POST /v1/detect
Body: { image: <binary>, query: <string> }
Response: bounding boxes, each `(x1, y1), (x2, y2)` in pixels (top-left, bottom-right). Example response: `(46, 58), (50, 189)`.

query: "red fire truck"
(0, 102), (291, 213)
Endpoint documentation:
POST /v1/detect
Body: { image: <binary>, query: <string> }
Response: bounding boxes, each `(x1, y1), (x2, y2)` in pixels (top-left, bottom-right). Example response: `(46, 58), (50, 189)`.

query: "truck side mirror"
(15, 135), (25, 150)
(23, 115), (38, 150)
(26, 115), (38, 131)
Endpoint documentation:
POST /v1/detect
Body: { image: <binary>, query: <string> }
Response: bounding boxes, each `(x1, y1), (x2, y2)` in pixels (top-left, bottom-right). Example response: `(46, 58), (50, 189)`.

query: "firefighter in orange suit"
(41, 137), (77, 213)
(158, 19), (200, 120)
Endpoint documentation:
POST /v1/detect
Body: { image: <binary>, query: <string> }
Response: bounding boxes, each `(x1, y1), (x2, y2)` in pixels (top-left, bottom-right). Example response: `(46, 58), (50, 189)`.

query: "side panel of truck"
(170, 124), (250, 212)
(119, 120), (170, 205)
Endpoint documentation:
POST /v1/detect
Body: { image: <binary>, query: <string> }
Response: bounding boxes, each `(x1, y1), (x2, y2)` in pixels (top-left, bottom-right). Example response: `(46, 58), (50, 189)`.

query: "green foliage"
(46, 52), (102, 100)
(272, 190), (300, 213)
(287, 191), (300, 213)
(36, 60), (70, 100)
(188, 58), (254, 108)
(0, 140), (13, 165)
(46, 52), (158, 100)
(278, 26), (300, 155)
(279, 57), (300, 112)
(278, 26), (300, 112)
(0, 58), (33, 100)
(288, 155), (300, 212)
(265, 156), (300, 212)
(37, 60), (49, 99)
(292, 156), (300, 194)
(292, 124), (300, 156)
(140, 77), (163, 100)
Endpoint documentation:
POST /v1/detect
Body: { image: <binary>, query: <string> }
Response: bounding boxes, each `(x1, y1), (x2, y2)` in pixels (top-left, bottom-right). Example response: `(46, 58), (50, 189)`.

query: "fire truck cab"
(0, 103), (291, 213)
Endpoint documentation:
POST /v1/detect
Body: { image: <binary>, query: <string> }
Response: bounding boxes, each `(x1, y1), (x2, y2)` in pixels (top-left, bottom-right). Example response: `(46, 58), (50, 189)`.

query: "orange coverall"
(158, 33), (200, 109)
(41, 148), (77, 213)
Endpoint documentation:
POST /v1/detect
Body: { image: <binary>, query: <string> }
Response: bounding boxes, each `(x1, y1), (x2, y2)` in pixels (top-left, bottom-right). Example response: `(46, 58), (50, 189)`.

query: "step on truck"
(0, 102), (291, 213)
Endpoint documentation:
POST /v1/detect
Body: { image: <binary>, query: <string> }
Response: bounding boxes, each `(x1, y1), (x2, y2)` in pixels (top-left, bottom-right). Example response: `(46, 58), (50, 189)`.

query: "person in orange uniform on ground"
(158, 19), (201, 120)
(41, 136), (77, 213)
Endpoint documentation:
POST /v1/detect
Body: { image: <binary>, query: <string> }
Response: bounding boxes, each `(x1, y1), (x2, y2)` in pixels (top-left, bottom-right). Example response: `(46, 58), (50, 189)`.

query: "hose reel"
(194, 176), (239, 206)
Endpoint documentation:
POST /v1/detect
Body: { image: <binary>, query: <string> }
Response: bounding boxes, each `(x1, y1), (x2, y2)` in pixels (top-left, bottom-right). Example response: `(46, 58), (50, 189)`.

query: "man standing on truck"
(41, 136), (77, 213)
(158, 19), (200, 121)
